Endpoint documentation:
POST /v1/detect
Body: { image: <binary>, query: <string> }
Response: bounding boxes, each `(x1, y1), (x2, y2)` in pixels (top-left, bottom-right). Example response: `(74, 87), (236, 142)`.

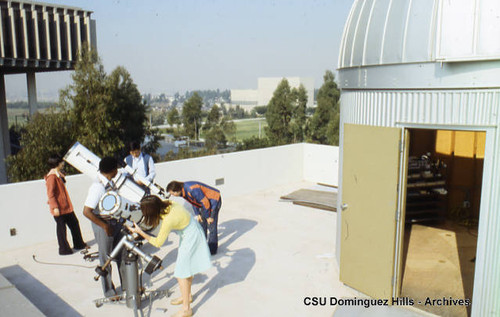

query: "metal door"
(340, 124), (403, 299)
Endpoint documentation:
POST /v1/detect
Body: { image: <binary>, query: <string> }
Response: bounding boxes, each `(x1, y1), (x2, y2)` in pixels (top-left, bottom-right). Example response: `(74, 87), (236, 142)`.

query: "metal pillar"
(0, 74), (10, 184)
(27, 72), (37, 116)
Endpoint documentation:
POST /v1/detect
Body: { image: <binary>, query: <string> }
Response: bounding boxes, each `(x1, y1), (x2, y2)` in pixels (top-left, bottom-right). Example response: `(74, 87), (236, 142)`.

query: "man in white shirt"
(124, 141), (156, 191)
(83, 156), (123, 298)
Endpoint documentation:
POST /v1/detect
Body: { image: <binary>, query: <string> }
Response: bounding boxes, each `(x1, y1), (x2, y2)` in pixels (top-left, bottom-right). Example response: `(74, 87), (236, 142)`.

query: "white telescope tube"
(64, 142), (168, 201)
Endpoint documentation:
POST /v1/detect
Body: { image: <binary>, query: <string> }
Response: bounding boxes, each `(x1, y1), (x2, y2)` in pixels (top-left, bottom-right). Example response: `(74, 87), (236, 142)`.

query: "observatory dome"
(339, 0), (500, 69)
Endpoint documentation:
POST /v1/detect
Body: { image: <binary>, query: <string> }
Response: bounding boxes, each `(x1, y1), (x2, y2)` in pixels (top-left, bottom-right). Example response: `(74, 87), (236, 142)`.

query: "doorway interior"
(400, 128), (483, 317)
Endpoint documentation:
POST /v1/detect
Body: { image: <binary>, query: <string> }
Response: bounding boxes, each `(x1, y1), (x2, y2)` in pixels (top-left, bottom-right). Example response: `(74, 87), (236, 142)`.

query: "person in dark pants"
(167, 180), (222, 255)
(44, 154), (87, 255)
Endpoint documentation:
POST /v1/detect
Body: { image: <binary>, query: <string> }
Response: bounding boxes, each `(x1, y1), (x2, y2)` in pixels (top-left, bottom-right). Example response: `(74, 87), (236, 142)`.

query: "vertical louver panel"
(0, 0), (95, 72)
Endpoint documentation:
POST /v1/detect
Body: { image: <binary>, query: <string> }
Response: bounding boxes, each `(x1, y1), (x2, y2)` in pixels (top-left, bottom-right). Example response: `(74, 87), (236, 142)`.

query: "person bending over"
(167, 180), (222, 255)
(127, 195), (211, 317)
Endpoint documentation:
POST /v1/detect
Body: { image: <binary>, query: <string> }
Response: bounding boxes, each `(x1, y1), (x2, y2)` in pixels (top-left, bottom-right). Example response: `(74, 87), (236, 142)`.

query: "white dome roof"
(339, 0), (500, 69)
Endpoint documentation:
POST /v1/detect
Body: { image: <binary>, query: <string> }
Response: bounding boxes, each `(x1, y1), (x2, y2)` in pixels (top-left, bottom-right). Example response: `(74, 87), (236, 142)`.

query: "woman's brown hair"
(140, 195), (172, 228)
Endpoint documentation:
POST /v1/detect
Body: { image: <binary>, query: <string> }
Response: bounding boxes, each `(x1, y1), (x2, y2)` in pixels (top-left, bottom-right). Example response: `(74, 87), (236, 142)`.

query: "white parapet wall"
(0, 143), (338, 252)
(303, 143), (339, 187)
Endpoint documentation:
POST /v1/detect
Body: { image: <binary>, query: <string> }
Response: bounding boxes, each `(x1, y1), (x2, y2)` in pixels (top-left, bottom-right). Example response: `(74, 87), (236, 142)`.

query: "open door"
(340, 124), (405, 299)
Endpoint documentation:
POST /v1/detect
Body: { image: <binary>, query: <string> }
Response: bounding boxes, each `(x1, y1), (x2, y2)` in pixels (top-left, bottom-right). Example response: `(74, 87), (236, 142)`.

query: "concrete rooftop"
(0, 181), (433, 317)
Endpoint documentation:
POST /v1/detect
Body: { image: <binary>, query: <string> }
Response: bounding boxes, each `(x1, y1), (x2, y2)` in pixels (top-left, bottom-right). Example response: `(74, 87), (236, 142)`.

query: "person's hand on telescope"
(126, 222), (143, 234)
(207, 217), (214, 225)
(53, 208), (60, 217)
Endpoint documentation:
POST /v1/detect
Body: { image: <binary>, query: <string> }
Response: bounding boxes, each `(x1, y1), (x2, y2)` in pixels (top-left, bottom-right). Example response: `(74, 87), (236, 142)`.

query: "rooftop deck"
(0, 181), (432, 317)
(0, 144), (436, 316)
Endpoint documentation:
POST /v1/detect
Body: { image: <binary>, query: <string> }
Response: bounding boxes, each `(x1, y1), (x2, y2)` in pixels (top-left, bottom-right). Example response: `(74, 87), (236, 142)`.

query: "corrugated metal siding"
(341, 90), (500, 127)
(340, 89), (500, 316)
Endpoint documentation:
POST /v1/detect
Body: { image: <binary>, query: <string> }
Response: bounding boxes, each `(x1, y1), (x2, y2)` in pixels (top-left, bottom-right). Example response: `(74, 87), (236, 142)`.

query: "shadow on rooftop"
(138, 218), (258, 313)
(217, 218), (258, 251)
(0, 265), (82, 317)
(193, 218), (258, 311)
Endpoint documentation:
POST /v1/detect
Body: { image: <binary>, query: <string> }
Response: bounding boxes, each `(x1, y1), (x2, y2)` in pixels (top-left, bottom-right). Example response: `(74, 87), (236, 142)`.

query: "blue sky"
(5, 0), (354, 100)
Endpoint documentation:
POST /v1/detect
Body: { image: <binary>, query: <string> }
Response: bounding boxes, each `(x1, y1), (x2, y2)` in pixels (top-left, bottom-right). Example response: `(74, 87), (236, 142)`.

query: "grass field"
(7, 108), (30, 127)
(198, 118), (268, 142)
(8, 109), (266, 142)
(233, 118), (267, 141)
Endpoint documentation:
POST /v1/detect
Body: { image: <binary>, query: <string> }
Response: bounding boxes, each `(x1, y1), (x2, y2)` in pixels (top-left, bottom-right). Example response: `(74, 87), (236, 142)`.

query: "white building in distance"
(230, 89), (258, 109)
(231, 77), (314, 111)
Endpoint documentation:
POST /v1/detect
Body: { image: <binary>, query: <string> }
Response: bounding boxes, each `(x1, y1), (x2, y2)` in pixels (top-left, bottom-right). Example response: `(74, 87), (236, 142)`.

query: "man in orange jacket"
(167, 180), (222, 255)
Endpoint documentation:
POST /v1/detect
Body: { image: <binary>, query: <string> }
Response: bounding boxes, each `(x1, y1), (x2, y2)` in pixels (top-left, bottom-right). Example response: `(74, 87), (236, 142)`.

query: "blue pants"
(195, 199), (221, 255)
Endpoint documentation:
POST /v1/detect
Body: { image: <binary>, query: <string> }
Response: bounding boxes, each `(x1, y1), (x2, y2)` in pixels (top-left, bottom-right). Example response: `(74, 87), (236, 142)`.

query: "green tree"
(291, 84), (307, 142)
(220, 103), (228, 116)
(203, 105), (236, 149)
(253, 105), (267, 116)
(308, 70), (340, 144)
(204, 126), (226, 149)
(7, 48), (153, 181)
(167, 108), (181, 127)
(107, 66), (148, 148)
(326, 107), (341, 145)
(221, 116), (236, 142)
(142, 126), (163, 162)
(182, 92), (203, 139)
(61, 48), (121, 157)
(149, 110), (166, 126)
(236, 136), (271, 151)
(6, 109), (75, 182)
(228, 105), (247, 119)
(265, 79), (294, 145)
(203, 105), (221, 132)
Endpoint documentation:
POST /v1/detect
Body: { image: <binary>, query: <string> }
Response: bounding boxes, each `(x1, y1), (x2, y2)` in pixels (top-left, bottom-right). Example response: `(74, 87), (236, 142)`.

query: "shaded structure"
(0, 0), (96, 183)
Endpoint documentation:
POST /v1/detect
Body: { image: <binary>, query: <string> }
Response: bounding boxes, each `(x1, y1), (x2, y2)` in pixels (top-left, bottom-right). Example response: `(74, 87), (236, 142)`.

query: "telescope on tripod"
(64, 142), (171, 313)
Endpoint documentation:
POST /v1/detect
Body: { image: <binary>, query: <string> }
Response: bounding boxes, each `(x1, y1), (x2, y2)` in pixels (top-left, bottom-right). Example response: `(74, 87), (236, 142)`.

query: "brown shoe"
(170, 296), (193, 305)
(172, 308), (192, 317)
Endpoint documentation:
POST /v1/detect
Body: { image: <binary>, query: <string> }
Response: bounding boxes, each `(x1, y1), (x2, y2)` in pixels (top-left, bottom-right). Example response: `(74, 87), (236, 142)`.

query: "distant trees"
(308, 70), (340, 145)
(265, 79), (294, 145)
(262, 71), (340, 147)
(167, 108), (181, 128)
(291, 84), (307, 142)
(7, 49), (155, 182)
(7, 109), (74, 181)
(265, 79), (310, 145)
(107, 66), (148, 148)
(227, 105), (249, 119)
(204, 104), (222, 132)
(253, 105), (267, 116)
(203, 105), (236, 149)
(149, 110), (166, 126)
(182, 92), (203, 139)
(183, 89), (230, 105)
(60, 50), (149, 157)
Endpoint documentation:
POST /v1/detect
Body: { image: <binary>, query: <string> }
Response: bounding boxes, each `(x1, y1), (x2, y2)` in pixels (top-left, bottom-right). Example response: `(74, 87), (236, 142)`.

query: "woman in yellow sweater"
(127, 195), (211, 317)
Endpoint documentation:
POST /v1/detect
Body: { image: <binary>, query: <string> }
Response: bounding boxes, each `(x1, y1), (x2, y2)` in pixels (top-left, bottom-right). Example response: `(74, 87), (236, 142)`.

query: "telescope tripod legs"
(94, 249), (172, 314)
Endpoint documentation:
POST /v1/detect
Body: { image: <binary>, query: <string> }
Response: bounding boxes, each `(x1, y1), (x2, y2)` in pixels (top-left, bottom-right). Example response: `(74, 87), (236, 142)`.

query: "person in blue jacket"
(167, 180), (221, 255)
